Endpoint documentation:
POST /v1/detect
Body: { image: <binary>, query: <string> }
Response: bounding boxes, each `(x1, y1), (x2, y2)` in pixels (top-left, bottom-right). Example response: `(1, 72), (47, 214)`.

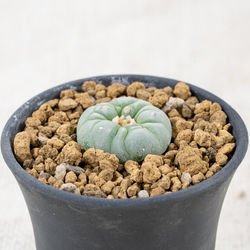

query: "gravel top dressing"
(13, 81), (235, 199)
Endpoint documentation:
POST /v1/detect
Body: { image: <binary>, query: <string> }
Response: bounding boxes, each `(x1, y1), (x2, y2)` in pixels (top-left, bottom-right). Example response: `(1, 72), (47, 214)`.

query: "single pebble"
(60, 183), (78, 193)
(38, 136), (48, 145)
(90, 96), (96, 102)
(162, 97), (184, 113)
(65, 164), (85, 175)
(14, 131), (32, 163)
(39, 171), (51, 180)
(58, 98), (78, 111)
(65, 171), (77, 183)
(138, 190), (149, 198)
(55, 163), (67, 180)
(181, 173), (192, 184)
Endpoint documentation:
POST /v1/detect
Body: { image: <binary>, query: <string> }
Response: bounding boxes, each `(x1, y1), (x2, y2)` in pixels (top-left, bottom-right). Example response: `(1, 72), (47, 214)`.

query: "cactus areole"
(77, 97), (172, 162)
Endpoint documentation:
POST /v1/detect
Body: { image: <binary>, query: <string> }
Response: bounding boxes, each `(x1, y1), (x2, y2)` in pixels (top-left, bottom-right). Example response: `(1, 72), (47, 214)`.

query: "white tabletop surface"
(0, 0), (249, 249)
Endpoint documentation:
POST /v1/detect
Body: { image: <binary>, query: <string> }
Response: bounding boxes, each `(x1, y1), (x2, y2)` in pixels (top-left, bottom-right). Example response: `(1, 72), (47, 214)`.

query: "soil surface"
(13, 81), (235, 198)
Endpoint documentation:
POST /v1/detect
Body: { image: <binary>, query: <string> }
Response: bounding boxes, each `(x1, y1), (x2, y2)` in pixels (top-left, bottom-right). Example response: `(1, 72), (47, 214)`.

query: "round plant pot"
(1, 75), (248, 250)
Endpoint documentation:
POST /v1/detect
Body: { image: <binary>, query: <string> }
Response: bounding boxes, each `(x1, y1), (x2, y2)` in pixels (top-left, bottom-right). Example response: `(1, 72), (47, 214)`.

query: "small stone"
(182, 182), (190, 189)
(162, 96), (184, 113)
(83, 184), (106, 198)
(58, 98), (78, 111)
(39, 177), (48, 184)
(171, 177), (182, 192)
(47, 137), (65, 150)
(14, 131), (32, 163)
(75, 92), (95, 109)
(99, 169), (114, 182)
(26, 168), (38, 178)
(96, 90), (106, 99)
(56, 141), (82, 165)
(38, 136), (48, 145)
(218, 143), (235, 155)
(181, 172), (192, 184)
(60, 183), (79, 194)
(159, 164), (173, 175)
(192, 172), (205, 184)
(174, 129), (193, 146)
(210, 103), (222, 115)
(163, 86), (173, 96)
(38, 126), (53, 138)
(136, 89), (151, 101)
(23, 159), (34, 169)
(210, 163), (222, 174)
(65, 171), (77, 183)
(118, 178), (131, 199)
(25, 127), (39, 147)
(60, 89), (76, 99)
(173, 82), (191, 100)
(218, 130), (234, 143)
(149, 90), (169, 108)
(39, 171), (51, 180)
(206, 147), (217, 162)
(32, 110), (47, 124)
(25, 117), (41, 128)
(99, 158), (119, 172)
(175, 119), (193, 134)
(44, 158), (57, 174)
(101, 181), (115, 194)
(223, 123), (231, 131)
(153, 175), (171, 190)
(168, 109), (181, 118)
(216, 152), (228, 166)
(82, 81), (96, 96)
(33, 163), (45, 173)
(176, 145), (208, 176)
(210, 110), (227, 126)
(194, 100), (212, 114)
(127, 183), (140, 197)
(126, 81), (145, 96)
(107, 83), (126, 98)
(48, 176), (56, 185)
(182, 103), (193, 118)
(138, 190), (149, 198)
(65, 164), (85, 175)
(164, 150), (178, 162)
(194, 129), (212, 147)
(56, 123), (75, 136)
(39, 145), (58, 160)
(186, 96), (199, 110)
(151, 186), (165, 196)
(144, 154), (164, 167)
(96, 97), (112, 104)
(141, 162), (161, 184)
(39, 103), (55, 118)
(53, 179), (64, 189)
(48, 111), (69, 124)
(205, 171), (214, 178)
(55, 163), (67, 180)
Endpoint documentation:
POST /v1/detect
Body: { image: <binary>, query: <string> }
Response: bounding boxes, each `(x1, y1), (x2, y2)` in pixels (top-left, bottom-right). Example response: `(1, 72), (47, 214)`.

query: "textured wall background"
(0, 0), (249, 249)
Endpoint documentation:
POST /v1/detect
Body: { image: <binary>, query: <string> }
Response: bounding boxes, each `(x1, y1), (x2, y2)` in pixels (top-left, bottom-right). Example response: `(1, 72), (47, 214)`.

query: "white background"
(0, 0), (249, 249)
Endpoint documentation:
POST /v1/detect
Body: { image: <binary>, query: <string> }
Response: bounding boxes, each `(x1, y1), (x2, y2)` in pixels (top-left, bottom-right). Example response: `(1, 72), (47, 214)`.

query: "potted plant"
(1, 75), (248, 250)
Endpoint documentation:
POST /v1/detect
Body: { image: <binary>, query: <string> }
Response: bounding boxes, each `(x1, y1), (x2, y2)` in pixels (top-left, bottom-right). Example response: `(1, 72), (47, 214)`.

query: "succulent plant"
(77, 97), (172, 162)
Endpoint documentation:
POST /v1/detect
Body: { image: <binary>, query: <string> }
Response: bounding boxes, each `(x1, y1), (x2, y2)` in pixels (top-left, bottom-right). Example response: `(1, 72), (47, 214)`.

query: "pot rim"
(1, 74), (248, 208)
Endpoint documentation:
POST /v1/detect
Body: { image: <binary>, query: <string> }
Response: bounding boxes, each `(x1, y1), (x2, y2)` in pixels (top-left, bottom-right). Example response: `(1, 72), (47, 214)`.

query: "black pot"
(1, 75), (248, 250)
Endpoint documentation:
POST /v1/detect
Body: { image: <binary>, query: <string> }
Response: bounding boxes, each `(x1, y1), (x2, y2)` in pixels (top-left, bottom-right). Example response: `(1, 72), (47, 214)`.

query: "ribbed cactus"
(77, 97), (172, 162)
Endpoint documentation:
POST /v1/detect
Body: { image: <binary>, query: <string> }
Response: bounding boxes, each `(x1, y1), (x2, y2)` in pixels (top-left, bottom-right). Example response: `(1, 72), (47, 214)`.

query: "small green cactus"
(77, 97), (172, 162)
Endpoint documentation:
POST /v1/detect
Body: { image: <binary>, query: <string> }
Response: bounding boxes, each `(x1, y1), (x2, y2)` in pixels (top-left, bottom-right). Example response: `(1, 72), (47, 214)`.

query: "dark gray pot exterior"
(1, 75), (248, 250)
